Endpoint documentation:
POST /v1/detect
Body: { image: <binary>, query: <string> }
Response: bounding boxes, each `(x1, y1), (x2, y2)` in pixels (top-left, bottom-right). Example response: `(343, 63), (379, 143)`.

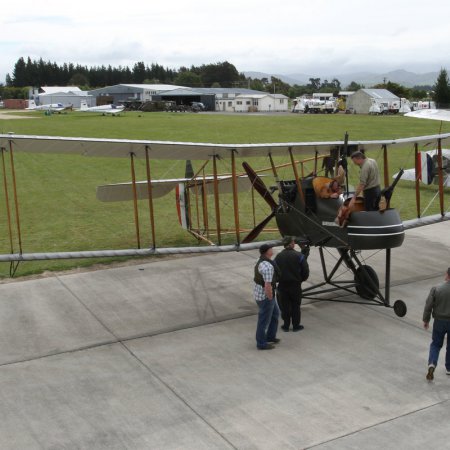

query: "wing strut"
(1, 147), (14, 255)
(212, 155), (222, 245)
(414, 143), (421, 218)
(438, 138), (445, 216)
(129, 152), (141, 249)
(231, 150), (240, 244)
(145, 146), (156, 248)
(2, 140), (23, 276)
(289, 147), (305, 204)
(383, 144), (389, 188)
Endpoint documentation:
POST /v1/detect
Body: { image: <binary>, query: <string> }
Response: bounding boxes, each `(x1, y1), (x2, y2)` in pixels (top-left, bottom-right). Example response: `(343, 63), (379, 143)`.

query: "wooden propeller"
(241, 161), (278, 243)
(242, 212), (276, 244)
(242, 161), (278, 210)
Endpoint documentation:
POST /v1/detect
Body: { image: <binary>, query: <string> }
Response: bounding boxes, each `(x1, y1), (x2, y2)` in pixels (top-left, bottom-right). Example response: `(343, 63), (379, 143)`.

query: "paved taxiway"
(0, 221), (449, 449)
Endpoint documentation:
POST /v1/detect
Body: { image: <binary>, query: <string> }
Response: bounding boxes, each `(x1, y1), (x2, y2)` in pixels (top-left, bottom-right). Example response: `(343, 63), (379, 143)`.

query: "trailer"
(292, 96), (338, 114)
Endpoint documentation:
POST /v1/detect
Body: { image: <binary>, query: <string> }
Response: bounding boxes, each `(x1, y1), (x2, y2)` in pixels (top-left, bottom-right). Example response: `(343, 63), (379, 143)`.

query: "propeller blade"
(242, 212), (276, 244)
(242, 162), (278, 210)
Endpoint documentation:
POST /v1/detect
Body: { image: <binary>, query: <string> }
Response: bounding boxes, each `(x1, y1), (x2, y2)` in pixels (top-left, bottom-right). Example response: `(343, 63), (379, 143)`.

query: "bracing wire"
(421, 185), (443, 217)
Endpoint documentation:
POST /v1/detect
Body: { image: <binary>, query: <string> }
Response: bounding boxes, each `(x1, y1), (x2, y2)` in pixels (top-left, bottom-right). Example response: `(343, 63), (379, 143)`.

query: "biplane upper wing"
(1, 132), (449, 263)
(2, 133), (450, 160)
(405, 109), (450, 122)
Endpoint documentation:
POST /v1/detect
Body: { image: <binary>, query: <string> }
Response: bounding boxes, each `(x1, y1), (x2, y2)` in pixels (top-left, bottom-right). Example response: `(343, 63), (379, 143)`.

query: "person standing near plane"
(349, 151), (381, 211)
(423, 267), (450, 380)
(335, 159), (346, 190)
(253, 244), (281, 350)
(274, 237), (309, 332)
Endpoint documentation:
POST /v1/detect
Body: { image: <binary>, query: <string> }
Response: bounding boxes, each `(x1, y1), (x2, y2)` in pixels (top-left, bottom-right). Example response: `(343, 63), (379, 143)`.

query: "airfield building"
(346, 89), (399, 114)
(232, 93), (289, 112)
(192, 88), (288, 112)
(38, 91), (94, 108)
(152, 88), (216, 111)
(88, 84), (288, 112)
(88, 84), (187, 106)
(29, 86), (95, 109)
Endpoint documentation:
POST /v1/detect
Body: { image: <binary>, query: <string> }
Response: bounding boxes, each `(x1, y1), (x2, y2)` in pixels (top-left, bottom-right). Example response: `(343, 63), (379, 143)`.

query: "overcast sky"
(1, 0), (449, 83)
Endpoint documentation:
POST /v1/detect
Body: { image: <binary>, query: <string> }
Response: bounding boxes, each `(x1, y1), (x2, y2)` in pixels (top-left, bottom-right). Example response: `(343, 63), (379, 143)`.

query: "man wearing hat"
(423, 267), (450, 380)
(274, 236), (310, 332)
(253, 243), (281, 350)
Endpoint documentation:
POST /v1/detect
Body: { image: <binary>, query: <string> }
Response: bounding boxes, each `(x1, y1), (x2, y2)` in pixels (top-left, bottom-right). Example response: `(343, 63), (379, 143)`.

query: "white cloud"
(1, 0), (449, 83)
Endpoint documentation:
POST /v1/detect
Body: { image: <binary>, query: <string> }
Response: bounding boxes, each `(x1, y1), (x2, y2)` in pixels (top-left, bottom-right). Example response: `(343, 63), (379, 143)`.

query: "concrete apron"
(0, 221), (448, 449)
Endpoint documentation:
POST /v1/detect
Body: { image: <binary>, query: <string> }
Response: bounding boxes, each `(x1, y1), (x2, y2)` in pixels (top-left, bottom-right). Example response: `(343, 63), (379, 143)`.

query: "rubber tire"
(393, 300), (407, 317)
(354, 265), (379, 300)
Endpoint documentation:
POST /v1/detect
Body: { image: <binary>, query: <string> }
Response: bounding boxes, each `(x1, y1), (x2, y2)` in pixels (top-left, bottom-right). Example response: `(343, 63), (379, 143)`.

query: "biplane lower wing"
(402, 212), (450, 230)
(1, 132), (450, 263)
(0, 240), (281, 262)
(0, 214), (447, 263)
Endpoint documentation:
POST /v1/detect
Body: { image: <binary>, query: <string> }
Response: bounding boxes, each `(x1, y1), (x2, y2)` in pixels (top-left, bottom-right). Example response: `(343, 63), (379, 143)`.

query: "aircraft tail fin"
(26, 100), (36, 110)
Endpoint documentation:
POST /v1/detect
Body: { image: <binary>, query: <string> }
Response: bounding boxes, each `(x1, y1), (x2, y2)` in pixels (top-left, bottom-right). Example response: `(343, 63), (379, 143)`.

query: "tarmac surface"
(0, 221), (449, 449)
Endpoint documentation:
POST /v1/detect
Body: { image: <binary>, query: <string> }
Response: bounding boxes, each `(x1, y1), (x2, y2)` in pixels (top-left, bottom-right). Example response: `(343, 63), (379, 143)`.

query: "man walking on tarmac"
(253, 244), (281, 350)
(275, 236), (310, 332)
(424, 267), (450, 380)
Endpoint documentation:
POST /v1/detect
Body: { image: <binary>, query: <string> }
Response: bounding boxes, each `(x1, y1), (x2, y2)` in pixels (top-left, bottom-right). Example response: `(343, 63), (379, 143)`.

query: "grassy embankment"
(1, 111), (449, 278)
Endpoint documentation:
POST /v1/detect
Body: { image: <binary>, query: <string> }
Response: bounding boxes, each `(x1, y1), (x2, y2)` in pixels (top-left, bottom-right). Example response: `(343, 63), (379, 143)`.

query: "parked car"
(191, 102), (206, 112)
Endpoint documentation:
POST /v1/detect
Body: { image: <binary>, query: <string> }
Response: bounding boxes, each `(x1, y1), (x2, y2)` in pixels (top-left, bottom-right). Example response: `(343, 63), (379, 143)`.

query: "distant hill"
(244, 71), (307, 86)
(243, 69), (438, 88)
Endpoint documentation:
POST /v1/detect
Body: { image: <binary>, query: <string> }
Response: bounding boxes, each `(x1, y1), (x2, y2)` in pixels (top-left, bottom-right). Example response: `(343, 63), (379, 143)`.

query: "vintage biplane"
(1, 132), (450, 318)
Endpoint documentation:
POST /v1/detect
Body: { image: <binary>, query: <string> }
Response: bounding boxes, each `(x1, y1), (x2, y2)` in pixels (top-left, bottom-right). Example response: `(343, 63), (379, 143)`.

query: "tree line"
(1, 57), (449, 106)
(2, 57), (245, 92)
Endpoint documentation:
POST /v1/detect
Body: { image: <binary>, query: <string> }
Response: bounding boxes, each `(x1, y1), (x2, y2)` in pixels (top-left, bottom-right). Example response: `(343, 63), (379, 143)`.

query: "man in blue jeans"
(253, 244), (281, 350)
(423, 267), (450, 380)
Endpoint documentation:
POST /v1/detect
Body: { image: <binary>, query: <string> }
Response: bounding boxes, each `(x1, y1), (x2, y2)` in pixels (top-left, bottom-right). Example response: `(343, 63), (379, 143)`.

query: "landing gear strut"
(302, 246), (407, 317)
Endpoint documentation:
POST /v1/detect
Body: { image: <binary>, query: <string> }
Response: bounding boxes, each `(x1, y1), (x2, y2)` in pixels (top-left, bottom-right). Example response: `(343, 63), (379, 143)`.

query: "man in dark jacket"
(274, 236), (310, 332)
(423, 267), (450, 380)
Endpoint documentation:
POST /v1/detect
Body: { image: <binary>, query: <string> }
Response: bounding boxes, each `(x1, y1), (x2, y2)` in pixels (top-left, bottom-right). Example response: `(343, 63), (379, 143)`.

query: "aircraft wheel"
(354, 265), (379, 300)
(393, 300), (407, 317)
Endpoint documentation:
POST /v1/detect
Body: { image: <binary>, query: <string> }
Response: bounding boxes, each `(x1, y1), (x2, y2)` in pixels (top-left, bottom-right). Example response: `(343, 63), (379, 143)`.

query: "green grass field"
(1, 110), (449, 278)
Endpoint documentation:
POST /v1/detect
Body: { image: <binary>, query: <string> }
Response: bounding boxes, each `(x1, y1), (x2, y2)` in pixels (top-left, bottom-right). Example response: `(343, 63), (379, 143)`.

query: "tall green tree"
(308, 78), (321, 91)
(345, 81), (363, 91)
(132, 62), (147, 83)
(433, 68), (450, 106)
(69, 72), (89, 87)
(174, 71), (203, 87)
(268, 76), (290, 96)
(11, 57), (27, 87)
(373, 81), (410, 98)
(199, 61), (242, 88)
(247, 78), (265, 91)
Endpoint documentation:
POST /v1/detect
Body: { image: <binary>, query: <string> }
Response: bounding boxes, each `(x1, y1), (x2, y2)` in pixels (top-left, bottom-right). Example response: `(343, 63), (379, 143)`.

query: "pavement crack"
(55, 275), (121, 341)
(120, 342), (238, 450)
(304, 399), (450, 449)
